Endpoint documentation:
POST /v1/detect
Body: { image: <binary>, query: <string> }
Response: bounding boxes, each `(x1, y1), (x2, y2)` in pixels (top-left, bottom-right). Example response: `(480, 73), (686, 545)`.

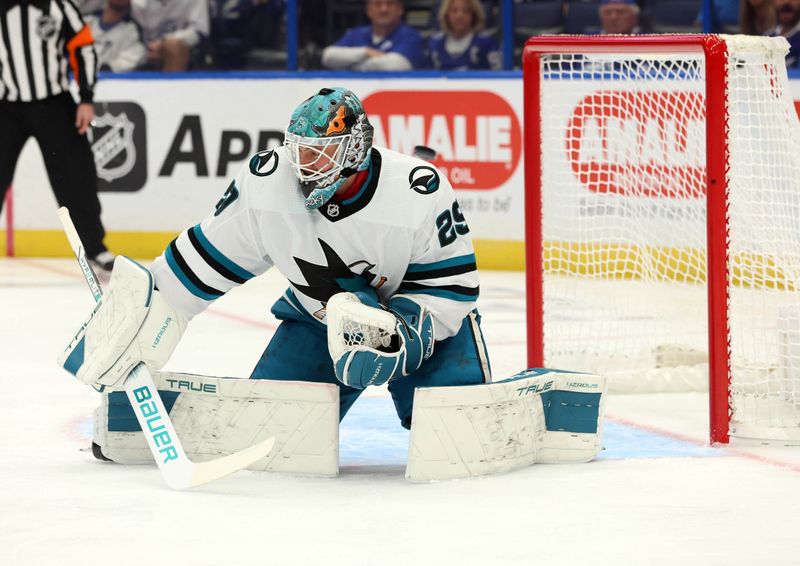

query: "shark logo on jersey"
(409, 166), (440, 195)
(290, 239), (382, 303)
(249, 150), (279, 177)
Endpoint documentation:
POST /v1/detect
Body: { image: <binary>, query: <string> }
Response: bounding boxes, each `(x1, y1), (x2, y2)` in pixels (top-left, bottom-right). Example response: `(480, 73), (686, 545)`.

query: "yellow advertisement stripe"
(0, 230), (178, 260)
(3, 231), (527, 270)
(1, 232), (794, 291)
(544, 242), (797, 291)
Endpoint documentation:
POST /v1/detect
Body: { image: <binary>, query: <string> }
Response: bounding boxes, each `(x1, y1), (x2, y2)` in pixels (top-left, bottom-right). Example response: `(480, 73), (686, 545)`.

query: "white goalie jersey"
(150, 146), (480, 341)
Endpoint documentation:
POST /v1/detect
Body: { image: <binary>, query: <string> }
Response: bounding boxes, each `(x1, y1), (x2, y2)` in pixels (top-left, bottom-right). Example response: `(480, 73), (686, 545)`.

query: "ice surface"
(1, 259), (798, 566)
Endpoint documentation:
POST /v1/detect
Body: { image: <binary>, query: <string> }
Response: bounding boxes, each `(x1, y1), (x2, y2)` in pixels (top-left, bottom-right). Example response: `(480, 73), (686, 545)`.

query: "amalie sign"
(363, 90), (522, 190)
(566, 91), (706, 199)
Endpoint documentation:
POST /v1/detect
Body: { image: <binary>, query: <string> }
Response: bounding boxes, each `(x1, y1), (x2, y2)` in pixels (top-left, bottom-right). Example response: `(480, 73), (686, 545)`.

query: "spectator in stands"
(131, 0), (210, 71)
(770, 0), (800, 67)
(740, 0), (777, 35)
(85, 0), (146, 72)
(598, 0), (641, 35)
(321, 0), (426, 70)
(428, 0), (501, 70)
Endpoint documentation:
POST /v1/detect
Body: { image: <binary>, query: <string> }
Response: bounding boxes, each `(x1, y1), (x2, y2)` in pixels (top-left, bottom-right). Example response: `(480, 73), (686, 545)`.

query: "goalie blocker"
(95, 368), (605, 480)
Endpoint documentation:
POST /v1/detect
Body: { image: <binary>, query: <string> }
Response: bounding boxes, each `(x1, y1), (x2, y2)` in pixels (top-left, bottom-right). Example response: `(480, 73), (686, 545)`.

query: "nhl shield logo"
(90, 101), (147, 192)
(35, 15), (57, 40)
(89, 112), (137, 183)
(326, 203), (340, 217)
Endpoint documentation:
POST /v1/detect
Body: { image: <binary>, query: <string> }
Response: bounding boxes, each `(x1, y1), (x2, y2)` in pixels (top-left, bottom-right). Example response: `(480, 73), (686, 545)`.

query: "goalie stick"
(57, 207), (274, 490)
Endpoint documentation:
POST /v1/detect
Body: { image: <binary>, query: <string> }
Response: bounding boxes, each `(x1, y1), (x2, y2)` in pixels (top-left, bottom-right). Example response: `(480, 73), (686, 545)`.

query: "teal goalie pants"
(250, 306), (491, 429)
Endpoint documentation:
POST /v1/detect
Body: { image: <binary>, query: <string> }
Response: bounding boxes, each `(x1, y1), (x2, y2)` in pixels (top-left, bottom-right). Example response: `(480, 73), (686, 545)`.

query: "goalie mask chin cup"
(285, 87), (374, 210)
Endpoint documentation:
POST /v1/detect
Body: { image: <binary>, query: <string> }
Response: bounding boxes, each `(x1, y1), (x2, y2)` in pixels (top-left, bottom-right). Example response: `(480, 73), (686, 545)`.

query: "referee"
(0, 0), (113, 271)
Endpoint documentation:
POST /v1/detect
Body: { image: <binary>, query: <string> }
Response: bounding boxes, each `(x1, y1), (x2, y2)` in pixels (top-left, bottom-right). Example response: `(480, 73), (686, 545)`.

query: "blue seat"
(514, 1), (564, 44)
(513, 0), (564, 65)
(565, 1), (601, 35)
(648, 0), (701, 33)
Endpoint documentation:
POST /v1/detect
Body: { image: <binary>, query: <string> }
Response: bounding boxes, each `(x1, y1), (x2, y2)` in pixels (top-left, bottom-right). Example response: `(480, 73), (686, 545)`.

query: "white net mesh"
(726, 35), (800, 441)
(534, 35), (800, 441)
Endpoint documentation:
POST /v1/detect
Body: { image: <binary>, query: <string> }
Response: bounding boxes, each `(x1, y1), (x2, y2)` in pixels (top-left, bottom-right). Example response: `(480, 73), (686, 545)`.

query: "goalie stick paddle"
(56, 207), (275, 490)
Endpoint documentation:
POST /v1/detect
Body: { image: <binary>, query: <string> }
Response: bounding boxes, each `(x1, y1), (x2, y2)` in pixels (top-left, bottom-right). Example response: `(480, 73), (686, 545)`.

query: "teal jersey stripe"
(406, 253), (477, 273)
(193, 224), (255, 281)
(165, 244), (220, 301)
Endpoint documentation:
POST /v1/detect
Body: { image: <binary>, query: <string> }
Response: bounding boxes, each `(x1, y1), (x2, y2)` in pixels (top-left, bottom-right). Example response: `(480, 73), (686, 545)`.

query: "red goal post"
(522, 34), (800, 445)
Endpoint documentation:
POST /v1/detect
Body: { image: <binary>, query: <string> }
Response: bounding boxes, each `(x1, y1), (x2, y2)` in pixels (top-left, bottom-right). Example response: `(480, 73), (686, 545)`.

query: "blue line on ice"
(74, 397), (719, 465)
(339, 397), (719, 464)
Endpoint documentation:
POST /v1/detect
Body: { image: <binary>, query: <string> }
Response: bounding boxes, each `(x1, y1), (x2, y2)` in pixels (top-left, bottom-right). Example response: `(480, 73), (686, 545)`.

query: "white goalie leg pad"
(406, 368), (607, 481)
(94, 372), (340, 477)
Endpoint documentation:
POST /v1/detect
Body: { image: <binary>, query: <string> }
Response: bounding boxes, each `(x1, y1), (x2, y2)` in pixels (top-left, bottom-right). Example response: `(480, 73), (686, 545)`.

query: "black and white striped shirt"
(0, 0), (97, 103)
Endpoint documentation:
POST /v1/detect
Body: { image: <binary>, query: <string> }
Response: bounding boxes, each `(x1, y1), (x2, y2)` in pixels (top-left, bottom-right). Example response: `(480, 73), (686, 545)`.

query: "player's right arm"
(59, 162), (273, 391)
(150, 162), (274, 320)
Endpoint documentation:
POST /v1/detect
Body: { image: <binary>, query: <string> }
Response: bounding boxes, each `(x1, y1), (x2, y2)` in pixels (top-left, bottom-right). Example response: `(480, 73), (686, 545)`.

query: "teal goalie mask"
(284, 87), (375, 210)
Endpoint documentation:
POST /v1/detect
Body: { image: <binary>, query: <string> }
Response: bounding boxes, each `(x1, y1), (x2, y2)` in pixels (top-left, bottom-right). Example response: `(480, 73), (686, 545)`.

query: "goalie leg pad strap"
(95, 371), (340, 477)
(405, 368), (607, 481)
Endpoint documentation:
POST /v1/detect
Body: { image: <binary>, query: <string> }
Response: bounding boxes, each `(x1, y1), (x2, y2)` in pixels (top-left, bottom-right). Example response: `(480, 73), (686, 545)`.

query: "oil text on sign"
(363, 91), (521, 189)
(567, 91), (706, 199)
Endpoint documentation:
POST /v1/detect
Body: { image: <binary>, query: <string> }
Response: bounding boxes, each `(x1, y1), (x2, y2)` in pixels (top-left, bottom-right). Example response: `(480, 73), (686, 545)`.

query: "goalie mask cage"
(523, 34), (800, 445)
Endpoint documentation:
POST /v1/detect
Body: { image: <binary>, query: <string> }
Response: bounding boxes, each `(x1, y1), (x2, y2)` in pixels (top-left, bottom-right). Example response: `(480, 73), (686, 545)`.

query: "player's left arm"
(384, 163), (480, 344)
(62, 0), (98, 103)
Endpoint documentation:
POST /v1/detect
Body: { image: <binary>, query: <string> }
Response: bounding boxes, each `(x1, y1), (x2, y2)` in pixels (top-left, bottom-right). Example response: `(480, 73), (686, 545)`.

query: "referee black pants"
(0, 92), (106, 257)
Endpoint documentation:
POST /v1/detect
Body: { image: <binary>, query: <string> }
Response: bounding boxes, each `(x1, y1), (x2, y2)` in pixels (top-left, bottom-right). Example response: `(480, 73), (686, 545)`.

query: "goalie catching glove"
(326, 291), (435, 389)
(58, 257), (188, 391)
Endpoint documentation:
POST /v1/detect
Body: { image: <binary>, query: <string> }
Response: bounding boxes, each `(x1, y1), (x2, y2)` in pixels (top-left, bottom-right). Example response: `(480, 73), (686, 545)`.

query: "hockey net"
(523, 35), (800, 443)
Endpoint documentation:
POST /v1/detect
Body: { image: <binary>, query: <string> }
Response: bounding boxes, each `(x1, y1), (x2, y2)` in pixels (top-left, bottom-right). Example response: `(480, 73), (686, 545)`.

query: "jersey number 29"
(436, 201), (470, 247)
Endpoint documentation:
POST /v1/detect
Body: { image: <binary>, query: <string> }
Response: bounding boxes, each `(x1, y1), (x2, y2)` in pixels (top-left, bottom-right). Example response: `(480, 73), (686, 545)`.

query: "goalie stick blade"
(166, 437), (276, 490)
